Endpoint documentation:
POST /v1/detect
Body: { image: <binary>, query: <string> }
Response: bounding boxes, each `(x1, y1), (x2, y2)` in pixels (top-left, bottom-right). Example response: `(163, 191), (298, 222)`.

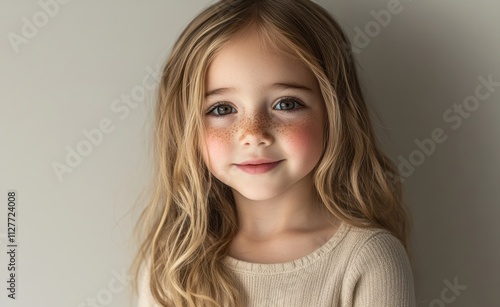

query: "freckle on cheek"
(207, 127), (233, 158)
(207, 114), (320, 150)
(282, 116), (317, 148)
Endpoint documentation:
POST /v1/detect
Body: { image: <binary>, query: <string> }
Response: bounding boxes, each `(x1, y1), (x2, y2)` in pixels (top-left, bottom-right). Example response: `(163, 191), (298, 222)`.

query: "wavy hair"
(131, 0), (413, 306)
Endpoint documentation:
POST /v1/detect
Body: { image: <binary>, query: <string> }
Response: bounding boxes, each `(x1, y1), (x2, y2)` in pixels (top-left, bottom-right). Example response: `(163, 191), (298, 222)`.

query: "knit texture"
(137, 222), (416, 306)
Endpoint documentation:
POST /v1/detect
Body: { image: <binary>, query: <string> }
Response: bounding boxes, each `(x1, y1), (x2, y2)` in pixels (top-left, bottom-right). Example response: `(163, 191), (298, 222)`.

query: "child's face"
(201, 30), (326, 202)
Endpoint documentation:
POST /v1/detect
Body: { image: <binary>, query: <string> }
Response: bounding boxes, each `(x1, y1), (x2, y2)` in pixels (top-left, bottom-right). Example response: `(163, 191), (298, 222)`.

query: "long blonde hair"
(131, 0), (413, 306)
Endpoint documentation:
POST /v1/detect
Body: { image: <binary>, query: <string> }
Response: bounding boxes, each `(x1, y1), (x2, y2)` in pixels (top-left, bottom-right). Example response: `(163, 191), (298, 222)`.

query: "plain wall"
(0, 0), (498, 306)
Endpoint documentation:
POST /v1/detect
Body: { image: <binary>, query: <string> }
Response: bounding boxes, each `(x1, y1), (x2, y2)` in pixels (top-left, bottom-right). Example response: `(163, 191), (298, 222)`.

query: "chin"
(231, 185), (287, 202)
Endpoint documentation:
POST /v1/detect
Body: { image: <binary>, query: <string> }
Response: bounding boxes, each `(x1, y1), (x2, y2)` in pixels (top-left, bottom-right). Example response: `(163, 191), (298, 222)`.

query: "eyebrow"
(204, 82), (313, 98)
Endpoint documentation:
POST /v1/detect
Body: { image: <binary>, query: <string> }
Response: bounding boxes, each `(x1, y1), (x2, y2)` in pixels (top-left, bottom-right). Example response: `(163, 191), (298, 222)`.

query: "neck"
(231, 173), (332, 241)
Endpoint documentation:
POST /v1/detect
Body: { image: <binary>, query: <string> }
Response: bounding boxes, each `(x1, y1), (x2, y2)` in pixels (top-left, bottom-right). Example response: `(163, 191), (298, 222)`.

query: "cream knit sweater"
(138, 221), (416, 306)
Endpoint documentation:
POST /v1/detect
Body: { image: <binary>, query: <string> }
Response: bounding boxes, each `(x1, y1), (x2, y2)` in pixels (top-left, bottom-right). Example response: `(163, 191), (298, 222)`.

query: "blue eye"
(273, 97), (303, 112)
(207, 103), (236, 116)
(206, 97), (304, 117)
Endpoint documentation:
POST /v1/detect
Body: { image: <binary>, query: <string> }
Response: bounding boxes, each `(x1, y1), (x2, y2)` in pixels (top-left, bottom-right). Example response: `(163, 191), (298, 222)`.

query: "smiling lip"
(235, 159), (283, 175)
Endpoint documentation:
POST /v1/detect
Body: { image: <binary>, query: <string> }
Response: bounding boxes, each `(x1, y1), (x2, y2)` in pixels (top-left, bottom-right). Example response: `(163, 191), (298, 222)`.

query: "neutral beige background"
(1, 0), (498, 306)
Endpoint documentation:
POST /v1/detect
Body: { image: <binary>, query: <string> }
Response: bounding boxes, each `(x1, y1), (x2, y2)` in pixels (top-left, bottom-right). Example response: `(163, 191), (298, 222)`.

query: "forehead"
(205, 29), (316, 91)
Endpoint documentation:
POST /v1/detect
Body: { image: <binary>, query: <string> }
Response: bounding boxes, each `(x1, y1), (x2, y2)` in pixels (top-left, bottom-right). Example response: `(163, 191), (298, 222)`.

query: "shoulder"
(341, 225), (416, 306)
(334, 224), (410, 267)
(346, 226), (409, 265)
(137, 260), (161, 307)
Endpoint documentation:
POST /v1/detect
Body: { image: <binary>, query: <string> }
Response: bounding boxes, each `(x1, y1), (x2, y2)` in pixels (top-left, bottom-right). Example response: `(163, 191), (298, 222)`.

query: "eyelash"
(205, 96), (304, 117)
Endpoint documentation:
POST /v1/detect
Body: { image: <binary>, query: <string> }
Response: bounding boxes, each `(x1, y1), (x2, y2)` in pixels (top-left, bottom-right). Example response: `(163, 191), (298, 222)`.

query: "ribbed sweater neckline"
(222, 221), (350, 274)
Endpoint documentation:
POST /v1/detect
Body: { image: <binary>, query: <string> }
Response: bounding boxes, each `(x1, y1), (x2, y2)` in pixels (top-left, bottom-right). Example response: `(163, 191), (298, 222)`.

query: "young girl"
(132, 0), (416, 306)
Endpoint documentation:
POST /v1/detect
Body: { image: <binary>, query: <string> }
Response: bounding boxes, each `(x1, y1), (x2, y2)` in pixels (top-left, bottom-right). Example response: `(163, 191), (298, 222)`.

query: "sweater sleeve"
(347, 231), (416, 307)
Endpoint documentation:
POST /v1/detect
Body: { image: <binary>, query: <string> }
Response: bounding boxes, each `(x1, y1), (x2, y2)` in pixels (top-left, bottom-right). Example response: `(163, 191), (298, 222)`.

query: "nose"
(238, 111), (274, 147)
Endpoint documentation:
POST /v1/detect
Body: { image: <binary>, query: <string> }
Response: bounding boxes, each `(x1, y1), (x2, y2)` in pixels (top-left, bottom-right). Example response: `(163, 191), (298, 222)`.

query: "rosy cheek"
(205, 127), (233, 163)
(281, 116), (323, 155)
